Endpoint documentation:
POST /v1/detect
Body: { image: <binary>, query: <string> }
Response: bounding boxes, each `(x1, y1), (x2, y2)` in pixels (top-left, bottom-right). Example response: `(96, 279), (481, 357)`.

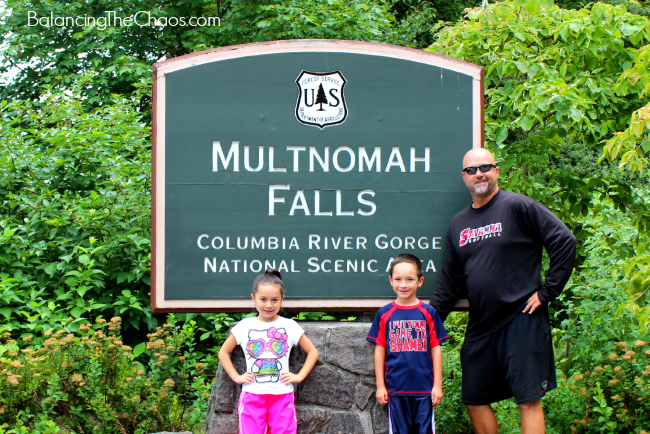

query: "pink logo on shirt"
(459, 223), (502, 247)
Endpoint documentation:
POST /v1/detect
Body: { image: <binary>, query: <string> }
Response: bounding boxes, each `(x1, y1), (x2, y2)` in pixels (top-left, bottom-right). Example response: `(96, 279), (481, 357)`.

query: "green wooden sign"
(151, 40), (483, 312)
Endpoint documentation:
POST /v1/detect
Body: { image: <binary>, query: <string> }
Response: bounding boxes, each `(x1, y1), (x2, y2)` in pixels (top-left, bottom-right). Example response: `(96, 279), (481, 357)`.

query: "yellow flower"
(147, 339), (165, 350)
(616, 342), (628, 349)
(615, 366), (622, 372)
(96, 318), (106, 324)
(71, 374), (83, 383)
(166, 346), (175, 351)
(137, 370), (145, 375)
(159, 355), (168, 360)
(594, 366), (603, 371)
(164, 378), (175, 387)
(625, 350), (636, 357)
(623, 355), (632, 360)
(609, 379), (619, 386)
(163, 323), (172, 328)
(196, 363), (206, 370)
(646, 349), (650, 356)
(44, 331), (52, 337)
(573, 374), (584, 381)
(178, 356), (187, 361)
(604, 365), (611, 369)
(9, 360), (23, 368)
(608, 353), (618, 360)
(7, 374), (21, 385)
(634, 340), (646, 347)
(611, 394), (620, 400)
(133, 395), (141, 403)
(110, 317), (121, 323)
(21, 335), (33, 342)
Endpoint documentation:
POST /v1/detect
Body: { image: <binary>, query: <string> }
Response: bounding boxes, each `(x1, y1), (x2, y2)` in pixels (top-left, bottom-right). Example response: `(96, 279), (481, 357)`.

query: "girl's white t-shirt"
(230, 316), (304, 395)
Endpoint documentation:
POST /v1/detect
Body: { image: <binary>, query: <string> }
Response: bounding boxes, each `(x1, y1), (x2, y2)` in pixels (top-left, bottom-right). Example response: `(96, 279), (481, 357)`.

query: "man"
(430, 148), (576, 434)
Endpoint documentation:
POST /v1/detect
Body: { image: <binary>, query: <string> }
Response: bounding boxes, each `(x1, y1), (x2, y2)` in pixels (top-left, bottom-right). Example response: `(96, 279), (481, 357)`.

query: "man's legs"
(466, 400), (545, 434)
(519, 399), (545, 434)
(465, 404), (497, 434)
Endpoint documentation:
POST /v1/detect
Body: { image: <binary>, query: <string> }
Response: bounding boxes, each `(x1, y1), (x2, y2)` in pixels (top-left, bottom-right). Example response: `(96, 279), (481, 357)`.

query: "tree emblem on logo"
(295, 70), (347, 129)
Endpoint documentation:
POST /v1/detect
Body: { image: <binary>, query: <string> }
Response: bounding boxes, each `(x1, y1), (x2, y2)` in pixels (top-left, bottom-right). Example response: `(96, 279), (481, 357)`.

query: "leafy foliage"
(0, 79), (152, 336)
(428, 0), (650, 231)
(0, 0), (398, 106)
(0, 316), (210, 433)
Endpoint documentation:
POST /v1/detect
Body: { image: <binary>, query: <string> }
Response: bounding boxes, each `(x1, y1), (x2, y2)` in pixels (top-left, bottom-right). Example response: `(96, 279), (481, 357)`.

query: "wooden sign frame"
(151, 40), (483, 313)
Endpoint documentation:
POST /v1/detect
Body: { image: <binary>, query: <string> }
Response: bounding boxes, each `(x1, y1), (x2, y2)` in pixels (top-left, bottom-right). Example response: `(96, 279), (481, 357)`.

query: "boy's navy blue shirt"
(367, 301), (448, 397)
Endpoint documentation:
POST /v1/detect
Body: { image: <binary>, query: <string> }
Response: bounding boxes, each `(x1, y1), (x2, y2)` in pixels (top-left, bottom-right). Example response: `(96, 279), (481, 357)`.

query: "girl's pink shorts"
(238, 391), (297, 434)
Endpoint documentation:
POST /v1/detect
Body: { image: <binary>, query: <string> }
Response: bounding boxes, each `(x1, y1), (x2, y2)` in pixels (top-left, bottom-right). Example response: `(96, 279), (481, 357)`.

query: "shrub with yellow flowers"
(551, 339), (650, 434)
(0, 315), (211, 433)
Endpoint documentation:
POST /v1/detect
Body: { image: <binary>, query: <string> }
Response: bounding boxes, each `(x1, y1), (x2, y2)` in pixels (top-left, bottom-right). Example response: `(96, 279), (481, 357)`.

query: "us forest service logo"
(295, 70), (347, 129)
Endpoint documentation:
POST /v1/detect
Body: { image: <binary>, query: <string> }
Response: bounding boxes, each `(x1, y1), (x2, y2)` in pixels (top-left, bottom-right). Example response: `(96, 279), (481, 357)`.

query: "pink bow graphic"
(267, 327), (287, 341)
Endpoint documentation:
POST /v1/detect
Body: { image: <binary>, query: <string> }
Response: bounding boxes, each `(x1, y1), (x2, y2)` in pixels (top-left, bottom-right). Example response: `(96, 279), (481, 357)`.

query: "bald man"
(430, 148), (576, 434)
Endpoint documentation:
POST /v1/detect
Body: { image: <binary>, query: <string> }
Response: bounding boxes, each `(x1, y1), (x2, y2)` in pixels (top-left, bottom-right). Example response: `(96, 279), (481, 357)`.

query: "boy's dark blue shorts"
(388, 395), (434, 434)
(460, 308), (557, 406)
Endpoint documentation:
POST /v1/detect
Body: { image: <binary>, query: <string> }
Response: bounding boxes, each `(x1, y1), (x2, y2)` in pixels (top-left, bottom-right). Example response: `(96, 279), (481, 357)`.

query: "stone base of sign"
(205, 322), (388, 434)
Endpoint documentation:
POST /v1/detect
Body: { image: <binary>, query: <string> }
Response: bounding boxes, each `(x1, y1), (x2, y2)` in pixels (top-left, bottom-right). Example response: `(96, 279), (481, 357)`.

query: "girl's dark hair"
(389, 253), (423, 279)
(252, 269), (284, 296)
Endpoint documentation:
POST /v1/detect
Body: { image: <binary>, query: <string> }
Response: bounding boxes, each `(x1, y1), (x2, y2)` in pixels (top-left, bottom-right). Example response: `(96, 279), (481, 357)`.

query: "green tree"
(0, 0), (396, 105)
(0, 78), (153, 336)
(428, 0), (650, 229)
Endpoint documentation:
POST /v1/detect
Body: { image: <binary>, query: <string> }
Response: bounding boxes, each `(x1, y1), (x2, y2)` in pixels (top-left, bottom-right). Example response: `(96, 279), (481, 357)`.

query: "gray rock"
(370, 401), (389, 434)
(326, 324), (375, 375)
(355, 383), (375, 411)
(292, 323), (329, 365)
(326, 412), (366, 434)
(149, 432), (192, 434)
(205, 413), (239, 434)
(297, 405), (331, 434)
(205, 346), (245, 417)
(297, 365), (355, 409)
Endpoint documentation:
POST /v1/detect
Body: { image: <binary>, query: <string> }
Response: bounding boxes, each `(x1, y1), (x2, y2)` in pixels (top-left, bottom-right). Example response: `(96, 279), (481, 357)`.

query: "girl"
(218, 269), (319, 434)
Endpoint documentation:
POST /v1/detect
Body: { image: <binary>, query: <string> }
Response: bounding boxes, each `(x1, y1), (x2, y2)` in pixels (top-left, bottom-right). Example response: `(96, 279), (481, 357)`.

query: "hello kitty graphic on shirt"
(246, 327), (289, 383)
(231, 317), (304, 394)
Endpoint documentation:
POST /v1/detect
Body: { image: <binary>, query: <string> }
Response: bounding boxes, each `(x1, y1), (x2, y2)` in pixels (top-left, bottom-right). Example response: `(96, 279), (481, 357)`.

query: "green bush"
(0, 315), (210, 433)
(0, 79), (153, 338)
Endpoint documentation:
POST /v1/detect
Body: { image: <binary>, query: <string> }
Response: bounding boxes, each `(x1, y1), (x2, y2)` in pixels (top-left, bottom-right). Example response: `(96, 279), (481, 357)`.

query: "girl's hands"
(280, 372), (305, 384)
(232, 372), (254, 384)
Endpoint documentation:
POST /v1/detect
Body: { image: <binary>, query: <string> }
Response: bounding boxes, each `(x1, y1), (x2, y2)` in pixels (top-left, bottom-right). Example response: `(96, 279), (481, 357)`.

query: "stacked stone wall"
(205, 322), (388, 434)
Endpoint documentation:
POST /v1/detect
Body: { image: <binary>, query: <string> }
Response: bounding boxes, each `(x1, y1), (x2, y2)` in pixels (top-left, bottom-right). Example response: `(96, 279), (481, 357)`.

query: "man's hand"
(522, 291), (542, 314)
(376, 386), (388, 405)
(280, 372), (305, 384)
(232, 372), (254, 384)
(432, 385), (443, 407)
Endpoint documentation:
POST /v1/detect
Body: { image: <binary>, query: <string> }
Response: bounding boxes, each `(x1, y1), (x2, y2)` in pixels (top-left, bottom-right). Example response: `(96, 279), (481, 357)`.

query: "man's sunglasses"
(462, 164), (497, 175)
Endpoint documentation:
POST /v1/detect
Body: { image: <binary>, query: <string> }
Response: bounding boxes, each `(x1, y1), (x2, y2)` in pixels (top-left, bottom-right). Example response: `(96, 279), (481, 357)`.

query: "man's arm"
(430, 230), (465, 322)
(527, 201), (577, 305)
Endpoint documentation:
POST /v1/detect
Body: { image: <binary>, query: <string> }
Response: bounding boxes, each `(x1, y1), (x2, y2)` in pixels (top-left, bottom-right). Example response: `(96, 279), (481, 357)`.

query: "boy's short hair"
(389, 253), (423, 279)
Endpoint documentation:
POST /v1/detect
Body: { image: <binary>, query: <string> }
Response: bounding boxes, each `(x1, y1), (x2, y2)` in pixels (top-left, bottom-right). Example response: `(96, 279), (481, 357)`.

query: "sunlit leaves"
(0, 79), (152, 334)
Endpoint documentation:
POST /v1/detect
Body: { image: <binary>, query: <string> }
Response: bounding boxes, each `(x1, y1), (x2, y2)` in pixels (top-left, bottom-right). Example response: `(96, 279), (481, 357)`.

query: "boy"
(367, 253), (448, 434)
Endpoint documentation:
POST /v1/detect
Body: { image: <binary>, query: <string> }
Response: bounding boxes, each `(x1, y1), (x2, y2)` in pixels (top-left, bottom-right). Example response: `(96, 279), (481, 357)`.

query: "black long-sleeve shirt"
(430, 190), (576, 342)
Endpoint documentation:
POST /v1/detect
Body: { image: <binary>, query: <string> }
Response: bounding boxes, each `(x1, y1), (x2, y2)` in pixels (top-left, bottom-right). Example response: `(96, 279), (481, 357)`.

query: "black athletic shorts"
(460, 307), (556, 406)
